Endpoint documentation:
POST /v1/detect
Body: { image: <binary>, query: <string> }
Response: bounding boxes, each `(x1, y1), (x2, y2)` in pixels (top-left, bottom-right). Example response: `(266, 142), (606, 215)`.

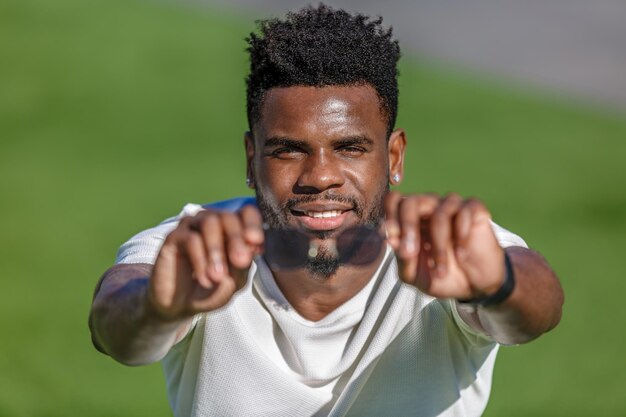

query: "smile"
(305, 210), (343, 218)
(290, 206), (353, 231)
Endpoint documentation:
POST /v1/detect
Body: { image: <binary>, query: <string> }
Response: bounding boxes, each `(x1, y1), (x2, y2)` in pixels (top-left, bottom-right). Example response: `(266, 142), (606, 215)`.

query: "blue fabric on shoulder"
(201, 196), (257, 212)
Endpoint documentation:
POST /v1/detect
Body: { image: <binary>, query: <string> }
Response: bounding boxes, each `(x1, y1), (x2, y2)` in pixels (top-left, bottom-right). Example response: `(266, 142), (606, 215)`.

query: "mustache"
(285, 193), (363, 218)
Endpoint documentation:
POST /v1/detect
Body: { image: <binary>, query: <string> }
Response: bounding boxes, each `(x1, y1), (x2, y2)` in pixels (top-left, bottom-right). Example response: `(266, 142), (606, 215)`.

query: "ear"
(244, 131), (256, 189)
(388, 128), (406, 185)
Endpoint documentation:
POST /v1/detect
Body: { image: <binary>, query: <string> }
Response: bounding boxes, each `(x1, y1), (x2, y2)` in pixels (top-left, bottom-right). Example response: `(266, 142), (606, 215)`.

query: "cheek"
(256, 160), (299, 196)
(344, 155), (389, 190)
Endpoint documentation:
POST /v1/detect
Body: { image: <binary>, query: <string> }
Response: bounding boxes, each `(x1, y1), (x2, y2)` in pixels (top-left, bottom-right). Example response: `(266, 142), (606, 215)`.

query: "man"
(89, 5), (563, 417)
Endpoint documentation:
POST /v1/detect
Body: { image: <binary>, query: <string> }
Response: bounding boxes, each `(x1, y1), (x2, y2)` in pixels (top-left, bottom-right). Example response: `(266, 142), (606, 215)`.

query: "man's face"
(246, 85), (405, 275)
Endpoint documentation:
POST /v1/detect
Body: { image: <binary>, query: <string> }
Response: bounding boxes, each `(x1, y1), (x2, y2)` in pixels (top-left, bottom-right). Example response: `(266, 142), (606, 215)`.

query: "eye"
(268, 147), (305, 159)
(338, 145), (366, 156)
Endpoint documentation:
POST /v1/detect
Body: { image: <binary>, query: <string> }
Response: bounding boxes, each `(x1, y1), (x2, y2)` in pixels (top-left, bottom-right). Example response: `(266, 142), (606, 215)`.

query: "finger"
(240, 205), (264, 247)
(230, 264), (251, 292)
(396, 195), (438, 282)
(383, 191), (403, 249)
(197, 213), (227, 283)
(454, 198), (491, 260)
(222, 212), (254, 269)
(188, 275), (238, 312)
(150, 227), (192, 317)
(429, 193), (463, 277)
(398, 196), (420, 258)
(181, 231), (212, 289)
(453, 203), (472, 260)
(398, 194), (439, 258)
(187, 265), (250, 313)
(414, 241), (434, 291)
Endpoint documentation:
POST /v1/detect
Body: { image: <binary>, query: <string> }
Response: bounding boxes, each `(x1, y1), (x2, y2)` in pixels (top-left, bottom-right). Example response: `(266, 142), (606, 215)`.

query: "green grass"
(1, 0), (625, 415)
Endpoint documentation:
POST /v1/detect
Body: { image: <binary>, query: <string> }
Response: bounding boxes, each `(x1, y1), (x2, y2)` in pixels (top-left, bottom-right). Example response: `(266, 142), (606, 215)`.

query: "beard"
(256, 184), (387, 279)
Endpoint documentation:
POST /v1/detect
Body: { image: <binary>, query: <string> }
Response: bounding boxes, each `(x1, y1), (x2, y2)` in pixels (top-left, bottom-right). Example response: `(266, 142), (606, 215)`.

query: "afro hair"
(245, 4), (401, 136)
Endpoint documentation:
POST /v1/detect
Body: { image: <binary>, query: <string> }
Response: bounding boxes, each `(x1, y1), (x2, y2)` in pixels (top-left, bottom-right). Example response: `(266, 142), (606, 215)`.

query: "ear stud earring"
(392, 174), (401, 183)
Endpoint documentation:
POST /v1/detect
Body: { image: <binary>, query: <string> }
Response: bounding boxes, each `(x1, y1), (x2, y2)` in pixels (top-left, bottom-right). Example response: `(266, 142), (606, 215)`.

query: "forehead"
(254, 85), (387, 141)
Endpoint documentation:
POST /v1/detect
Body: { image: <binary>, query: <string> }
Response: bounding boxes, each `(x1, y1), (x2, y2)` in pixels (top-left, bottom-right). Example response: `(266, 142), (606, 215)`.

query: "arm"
(89, 263), (192, 365)
(89, 205), (264, 365)
(384, 192), (564, 345)
(455, 246), (563, 345)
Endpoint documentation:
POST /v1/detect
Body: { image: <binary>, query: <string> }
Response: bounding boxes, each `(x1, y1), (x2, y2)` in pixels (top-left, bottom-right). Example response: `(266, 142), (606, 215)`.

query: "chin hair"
(305, 257), (340, 279)
(305, 246), (340, 279)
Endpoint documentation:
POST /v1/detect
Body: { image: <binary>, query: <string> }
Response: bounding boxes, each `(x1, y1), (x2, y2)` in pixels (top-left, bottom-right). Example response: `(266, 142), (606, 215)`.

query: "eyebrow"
(332, 135), (374, 147)
(263, 137), (308, 148)
(263, 135), (374, 148)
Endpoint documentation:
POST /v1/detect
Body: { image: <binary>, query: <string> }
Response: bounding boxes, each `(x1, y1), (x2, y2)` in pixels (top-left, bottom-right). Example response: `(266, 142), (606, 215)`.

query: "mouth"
(290, 203), (353, 232)
(300, 209), (344, 218)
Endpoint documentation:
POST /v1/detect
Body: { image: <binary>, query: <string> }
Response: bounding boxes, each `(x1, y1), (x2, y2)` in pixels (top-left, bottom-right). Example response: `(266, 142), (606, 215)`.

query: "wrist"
(458, 251), (515, 307)
(143, 283), (188, 325)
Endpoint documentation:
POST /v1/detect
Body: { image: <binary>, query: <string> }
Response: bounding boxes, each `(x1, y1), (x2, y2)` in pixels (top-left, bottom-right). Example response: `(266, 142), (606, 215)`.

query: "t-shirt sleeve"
(490, 219), (528, 249)
(446, 299), (495, 345)
(447, 221), (528, 343)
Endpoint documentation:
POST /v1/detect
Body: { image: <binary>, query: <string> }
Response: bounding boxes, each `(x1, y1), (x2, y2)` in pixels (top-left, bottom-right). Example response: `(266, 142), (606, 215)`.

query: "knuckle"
(221, 211), (237, 222)
(178, 216), (193, 229)
(465, 198), (489, 215)
(443, 192), (462, 202)
(416, 194), (438, 209)
(199, 213), (220, 232)
(431, 209), (448, 226)
(241, 204), (260, 218)
(465, 197), (482, 208)
(185, 233), (200, 251)
(168, 226), (192, 244)
(401, 194), (419, 209)
(164, 228), (182, 243)
(222, 212), (243, 231)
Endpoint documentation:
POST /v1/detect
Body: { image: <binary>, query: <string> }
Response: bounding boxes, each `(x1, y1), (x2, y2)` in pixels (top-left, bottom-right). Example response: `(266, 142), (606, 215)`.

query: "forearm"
(89, 264), (190, 366)
(459, 246), (564, 345)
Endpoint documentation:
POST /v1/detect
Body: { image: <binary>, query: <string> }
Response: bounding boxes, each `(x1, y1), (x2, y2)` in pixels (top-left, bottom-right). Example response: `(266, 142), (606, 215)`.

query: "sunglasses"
(263, 225), (385, 270)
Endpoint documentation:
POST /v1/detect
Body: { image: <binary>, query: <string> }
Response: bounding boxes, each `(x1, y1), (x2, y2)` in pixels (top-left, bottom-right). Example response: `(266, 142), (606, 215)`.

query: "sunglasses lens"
(337, 226), (384, 266)
(264, 229), (310, 270)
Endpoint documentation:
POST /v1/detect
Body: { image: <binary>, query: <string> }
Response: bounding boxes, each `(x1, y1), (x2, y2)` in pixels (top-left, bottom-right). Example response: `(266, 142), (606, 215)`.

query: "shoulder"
(115, 196), (257, 265)
(201, 196), (257, 212)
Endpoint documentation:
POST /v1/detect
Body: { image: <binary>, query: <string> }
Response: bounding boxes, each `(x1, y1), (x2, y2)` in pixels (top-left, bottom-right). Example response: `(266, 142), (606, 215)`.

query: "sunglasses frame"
(262, 224), (385, 271)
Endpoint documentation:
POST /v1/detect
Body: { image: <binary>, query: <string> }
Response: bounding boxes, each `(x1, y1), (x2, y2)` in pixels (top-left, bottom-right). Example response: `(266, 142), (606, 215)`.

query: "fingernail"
(213, 261), (224, 276)
(403, 238), (415, 254)
(402, 230), (417, 254)
(235, 250), (250, 267)
(247, 229), (264, 242)
(385, 221), (400, 237)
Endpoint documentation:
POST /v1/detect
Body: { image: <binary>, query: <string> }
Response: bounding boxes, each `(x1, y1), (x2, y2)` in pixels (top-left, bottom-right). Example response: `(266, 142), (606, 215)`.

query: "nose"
(294, 150), (344, 194)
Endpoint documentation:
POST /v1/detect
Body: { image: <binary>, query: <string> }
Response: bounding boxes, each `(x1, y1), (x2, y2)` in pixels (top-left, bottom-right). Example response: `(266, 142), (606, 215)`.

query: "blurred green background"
(1, 0), (625, 416)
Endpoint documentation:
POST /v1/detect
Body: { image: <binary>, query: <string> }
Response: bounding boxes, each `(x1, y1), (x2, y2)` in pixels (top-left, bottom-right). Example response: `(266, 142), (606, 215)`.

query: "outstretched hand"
(384, 192), (506, 300)
(148, 205), (264, 321)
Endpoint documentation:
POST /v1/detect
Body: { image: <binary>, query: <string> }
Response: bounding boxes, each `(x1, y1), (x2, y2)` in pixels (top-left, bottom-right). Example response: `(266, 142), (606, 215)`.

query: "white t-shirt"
(116, 197), (527, 417)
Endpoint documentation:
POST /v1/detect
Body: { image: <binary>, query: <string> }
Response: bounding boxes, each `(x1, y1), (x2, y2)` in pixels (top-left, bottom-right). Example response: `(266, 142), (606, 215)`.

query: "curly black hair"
(245, 4), (401, 136)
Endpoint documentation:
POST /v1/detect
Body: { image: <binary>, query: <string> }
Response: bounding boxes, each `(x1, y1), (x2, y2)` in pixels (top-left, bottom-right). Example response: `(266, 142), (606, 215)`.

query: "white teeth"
(306, 210), (341, 218)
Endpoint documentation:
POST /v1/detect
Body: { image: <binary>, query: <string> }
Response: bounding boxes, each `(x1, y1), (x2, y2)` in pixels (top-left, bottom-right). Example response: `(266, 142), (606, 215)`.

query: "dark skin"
(246, 85), (403, 320)
(89, 84), (563, 365)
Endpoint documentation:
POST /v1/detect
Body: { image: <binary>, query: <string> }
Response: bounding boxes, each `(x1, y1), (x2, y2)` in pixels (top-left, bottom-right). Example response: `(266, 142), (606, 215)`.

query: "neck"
(270, 248), (387, 321)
